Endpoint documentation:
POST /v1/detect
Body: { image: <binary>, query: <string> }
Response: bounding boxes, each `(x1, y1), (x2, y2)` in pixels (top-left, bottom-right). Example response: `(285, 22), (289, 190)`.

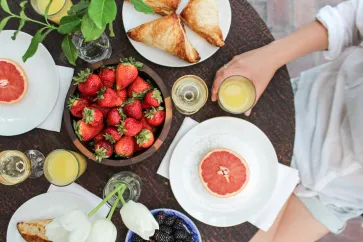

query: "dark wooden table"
(0, 0), (295, 241)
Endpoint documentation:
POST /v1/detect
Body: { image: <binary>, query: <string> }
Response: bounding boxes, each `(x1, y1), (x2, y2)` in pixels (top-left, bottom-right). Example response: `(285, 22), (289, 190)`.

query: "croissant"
(17, 219), (52, 242)
(180, 0), (224, 47)
(125, 0), (181, 16)
(127, 13), (201, 63)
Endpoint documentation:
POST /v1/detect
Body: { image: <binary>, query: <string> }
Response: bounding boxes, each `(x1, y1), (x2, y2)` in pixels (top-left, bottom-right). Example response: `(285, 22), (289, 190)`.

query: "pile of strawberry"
(67, 57), (165, 162)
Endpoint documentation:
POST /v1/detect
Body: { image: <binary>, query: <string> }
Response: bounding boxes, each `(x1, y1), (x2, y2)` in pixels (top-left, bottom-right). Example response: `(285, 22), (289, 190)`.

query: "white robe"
(292, 0), (363, 229)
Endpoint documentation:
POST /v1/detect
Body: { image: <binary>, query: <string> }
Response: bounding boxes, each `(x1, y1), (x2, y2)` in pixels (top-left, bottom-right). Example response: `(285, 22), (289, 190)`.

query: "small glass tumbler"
(25, 150), (45, 178)
(72, 32), (112, 63)
(103, 171), (142, 209)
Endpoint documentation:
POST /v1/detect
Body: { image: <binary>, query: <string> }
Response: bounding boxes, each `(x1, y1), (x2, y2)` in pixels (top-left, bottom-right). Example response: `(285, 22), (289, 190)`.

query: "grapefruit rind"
(0, 58), (28, 104)
(199, 148), (250, 198)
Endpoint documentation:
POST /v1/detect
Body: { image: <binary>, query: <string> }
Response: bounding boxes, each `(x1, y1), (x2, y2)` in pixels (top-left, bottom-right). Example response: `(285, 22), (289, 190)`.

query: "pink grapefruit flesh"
(0, 58), (28, 104)
(199, 148), (249, 198)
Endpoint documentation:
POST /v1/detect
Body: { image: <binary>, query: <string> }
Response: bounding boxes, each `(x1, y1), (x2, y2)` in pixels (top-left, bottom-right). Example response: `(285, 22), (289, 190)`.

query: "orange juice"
(218, 76), (256, 114)
(44, 150), (87, 186)
(30, 0), (73, 24)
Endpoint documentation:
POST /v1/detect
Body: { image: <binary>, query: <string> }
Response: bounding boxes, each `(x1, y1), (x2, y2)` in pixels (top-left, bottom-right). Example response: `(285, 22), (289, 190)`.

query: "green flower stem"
(88, 184), (125, 217)
(107, 197), (120, 220)
(10, 15), (57, 29)
(118, 190), (126, 205)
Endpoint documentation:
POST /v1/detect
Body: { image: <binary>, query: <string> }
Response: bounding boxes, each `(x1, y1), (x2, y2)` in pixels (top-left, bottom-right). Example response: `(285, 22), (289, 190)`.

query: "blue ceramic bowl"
(125, 208), (202, 242)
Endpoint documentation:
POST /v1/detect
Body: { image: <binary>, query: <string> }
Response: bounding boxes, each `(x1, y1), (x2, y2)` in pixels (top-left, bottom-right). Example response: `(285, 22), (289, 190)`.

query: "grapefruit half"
(0, 58), (28, 104)
(199, 148), (249, 198)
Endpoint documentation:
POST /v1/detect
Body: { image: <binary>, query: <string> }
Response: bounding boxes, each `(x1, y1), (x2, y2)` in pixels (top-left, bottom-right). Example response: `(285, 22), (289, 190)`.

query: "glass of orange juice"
(30, 0), (73, 24)
(218, 75), (256, 114)
(44, 150), (87, 187)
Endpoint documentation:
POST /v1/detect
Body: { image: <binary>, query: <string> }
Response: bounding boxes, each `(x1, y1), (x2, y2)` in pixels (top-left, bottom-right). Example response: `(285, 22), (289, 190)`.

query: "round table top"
(0, 0), (295, 241)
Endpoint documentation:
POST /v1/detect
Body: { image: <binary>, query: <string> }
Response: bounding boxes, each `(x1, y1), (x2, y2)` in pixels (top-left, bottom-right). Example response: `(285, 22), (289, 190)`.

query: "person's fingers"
(211, 70), (225, 102)
(244, 109), (252, 116)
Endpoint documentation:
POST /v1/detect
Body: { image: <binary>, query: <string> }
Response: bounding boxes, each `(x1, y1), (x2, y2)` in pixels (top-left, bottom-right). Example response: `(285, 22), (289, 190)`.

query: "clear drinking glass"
(25, 150), (45, 178)
(72, 32), (112, 63)
(0, 150), (31, 185)
(103, 171), (142, 209)
(30, 0), (72, 24)
(171, 75), (208, 115)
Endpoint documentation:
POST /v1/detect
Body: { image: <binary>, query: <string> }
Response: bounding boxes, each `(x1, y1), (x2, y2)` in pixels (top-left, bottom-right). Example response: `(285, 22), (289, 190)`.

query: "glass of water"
(72, 32), (112, 63)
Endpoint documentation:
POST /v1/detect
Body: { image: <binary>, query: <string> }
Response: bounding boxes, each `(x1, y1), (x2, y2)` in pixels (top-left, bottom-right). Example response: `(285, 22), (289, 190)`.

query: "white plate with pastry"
(123, 0), (232, 67)
(0, 30), (59, 136)
(7, 192), (103, 242)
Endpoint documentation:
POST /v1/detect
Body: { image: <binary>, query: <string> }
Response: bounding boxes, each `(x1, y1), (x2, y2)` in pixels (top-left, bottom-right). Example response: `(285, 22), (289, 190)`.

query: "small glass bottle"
(103, 171), (142, 209)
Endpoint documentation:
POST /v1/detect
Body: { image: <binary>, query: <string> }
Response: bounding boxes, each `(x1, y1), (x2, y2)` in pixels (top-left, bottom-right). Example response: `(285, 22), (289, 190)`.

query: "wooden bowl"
(63, 57), (172, 166)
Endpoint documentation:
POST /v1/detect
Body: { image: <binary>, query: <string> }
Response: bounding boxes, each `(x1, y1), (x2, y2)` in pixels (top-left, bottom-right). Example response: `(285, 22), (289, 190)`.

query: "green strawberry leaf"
(130, 0), (154, 14)
(151, 88), (163, 103)
(61, 35), (78, 66)
(73, 120), (83, 141)
(0, 0), (12, 14)
(83, 107), (95, 124)
(81, 12), (106, 42)
(104, 133), (116, 144)
(88, 0), (117, 29)
(95, 87), (107, 100)
(117, 123), (127, 135)
(136, 129), (151, 145)
(67, 95), (80, 109)
(0, 16), (12, 32)
(74, 69), (92, 84)
(58, 15), (82, 34)
(95, 147), (107, 162)
(120, 57), (143, 70)
(22, 27), (53, 62)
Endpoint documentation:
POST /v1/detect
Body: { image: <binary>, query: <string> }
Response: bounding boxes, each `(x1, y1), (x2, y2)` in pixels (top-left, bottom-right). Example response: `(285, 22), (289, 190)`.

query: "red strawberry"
(103, 127), (122, 144)
(94, 140), (113, 161)
(96, 87), (123, 108)
(79, 93), (96, 103)
(134, 138), (144, 152)
(74, 69), (103, 96)
(73, 120), (104, 142)
(141, 117), (153, 132)
(143, 88), (163, 107)
(90, 104), (111, 117)
(116, 57), (143, 90)
(114, 136), (135, 157)
(93, 131), (105, 143)
(141, 101), (152, 110)
(118, 118), (142, 137)
(107, 108), (126, 126)
(82, 107), (103, 127)
(67, 96), (89, 118)
(123, 98), (143, 120)
(145, 107), (165, 127)
(127, 76), (150, 98)
(136, 129), (154, 148)
(116, 89), (128, 103)
(98, 67), (116, 88)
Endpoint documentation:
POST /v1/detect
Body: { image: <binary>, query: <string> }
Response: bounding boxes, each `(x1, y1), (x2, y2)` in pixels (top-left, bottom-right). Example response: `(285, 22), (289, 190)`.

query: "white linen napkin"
(48, 183), (110, 218)
(37, 66), (74, 132)
(157, 117), (300, 231)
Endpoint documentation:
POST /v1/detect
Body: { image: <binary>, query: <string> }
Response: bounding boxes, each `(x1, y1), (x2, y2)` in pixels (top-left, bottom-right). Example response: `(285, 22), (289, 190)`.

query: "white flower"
(120, 201), (159, 240)
(46, 210), (92, 242)
(87, 219), (117, 242)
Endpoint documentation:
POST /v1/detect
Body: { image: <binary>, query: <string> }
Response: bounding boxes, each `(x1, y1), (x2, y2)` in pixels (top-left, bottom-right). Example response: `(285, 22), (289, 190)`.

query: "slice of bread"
(17, 219), (52, 242)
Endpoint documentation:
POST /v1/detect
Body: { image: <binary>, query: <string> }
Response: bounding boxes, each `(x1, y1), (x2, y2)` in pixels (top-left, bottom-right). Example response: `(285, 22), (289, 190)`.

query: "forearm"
(264, 21), (329, 69)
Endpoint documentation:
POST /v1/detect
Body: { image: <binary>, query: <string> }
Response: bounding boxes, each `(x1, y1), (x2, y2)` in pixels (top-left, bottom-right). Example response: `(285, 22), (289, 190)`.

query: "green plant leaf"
(0, 16), (12, 32)
(108, 22), (114, 37)
(130, 0), (154, 14)
(22, 28), (53, 62)
(88, 0), (117, 29)
(11, 1), (27, 40)
(81, 12), (105, 42)
(58, 15), (82, 34)
(67, 0), (89, 16)
(0, 0), (12, 14)
(44, 0), (53, 24)
(61, 35), (78, 66)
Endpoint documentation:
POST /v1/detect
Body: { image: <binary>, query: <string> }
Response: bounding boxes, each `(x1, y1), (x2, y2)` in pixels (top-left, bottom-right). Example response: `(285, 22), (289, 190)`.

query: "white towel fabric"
(157, 117), (300, 231)
(37, 66), (74, 132)
(48, 183), (110, 218)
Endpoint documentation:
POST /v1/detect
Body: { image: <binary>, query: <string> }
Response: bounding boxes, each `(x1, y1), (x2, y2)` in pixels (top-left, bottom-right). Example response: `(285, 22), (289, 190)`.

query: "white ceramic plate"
(7, 192), (103, 242)
(122, 0), (232, 67)
(0, 30), (59, 136)
(169, 117), (278, 227)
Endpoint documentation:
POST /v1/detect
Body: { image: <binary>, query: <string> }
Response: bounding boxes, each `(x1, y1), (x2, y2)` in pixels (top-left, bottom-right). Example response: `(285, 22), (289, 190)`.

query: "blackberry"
(174, 230), (189, 240)
(185, 234), (194, 242)
(154, 231), (174, 242)
(132, 234), (144, 242)
(155, 212), (166, 225)
(164, 215), (177, 226)
(160, 225), (173, 235)
(172, 218), (185, 230)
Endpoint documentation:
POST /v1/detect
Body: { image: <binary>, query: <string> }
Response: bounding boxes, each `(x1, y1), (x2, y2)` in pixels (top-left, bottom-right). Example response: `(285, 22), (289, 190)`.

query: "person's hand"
(212, 45), (280, 116)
